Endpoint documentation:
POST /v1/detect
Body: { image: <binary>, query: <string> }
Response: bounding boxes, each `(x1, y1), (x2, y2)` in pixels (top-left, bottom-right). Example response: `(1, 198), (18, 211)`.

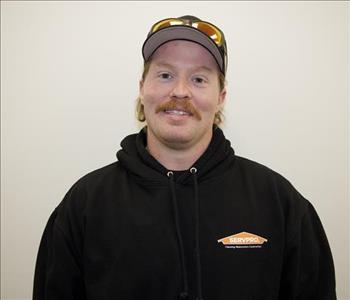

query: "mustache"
(155, 99), (202, 120)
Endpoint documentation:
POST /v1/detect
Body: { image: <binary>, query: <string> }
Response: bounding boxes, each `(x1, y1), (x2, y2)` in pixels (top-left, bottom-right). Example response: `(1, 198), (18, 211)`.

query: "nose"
(170, 78), (191, 99)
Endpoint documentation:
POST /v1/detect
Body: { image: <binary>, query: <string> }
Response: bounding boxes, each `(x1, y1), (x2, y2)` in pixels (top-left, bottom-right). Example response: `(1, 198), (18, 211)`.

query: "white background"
(1, 1), (349, 299)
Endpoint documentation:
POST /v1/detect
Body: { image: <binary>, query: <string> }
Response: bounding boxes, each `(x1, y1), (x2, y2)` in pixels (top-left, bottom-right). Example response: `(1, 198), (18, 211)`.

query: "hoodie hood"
(116, 126), (236, 185)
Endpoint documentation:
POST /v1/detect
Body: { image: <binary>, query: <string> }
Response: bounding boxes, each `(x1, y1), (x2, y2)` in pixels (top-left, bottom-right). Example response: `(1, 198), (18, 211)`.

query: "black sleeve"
(33, 207), (86, 300)
(279, 201), (337, 300)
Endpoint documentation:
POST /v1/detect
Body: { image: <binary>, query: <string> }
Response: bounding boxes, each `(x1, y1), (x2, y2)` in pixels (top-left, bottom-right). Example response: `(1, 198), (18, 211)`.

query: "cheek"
(142, 82), (170, 107)
(195, 93), (221, 114)
(141, 87), (158, 109)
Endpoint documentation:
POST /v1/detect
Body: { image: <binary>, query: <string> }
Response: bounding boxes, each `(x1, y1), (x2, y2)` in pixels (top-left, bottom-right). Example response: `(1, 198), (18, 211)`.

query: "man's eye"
(193, 77), (205, 84)
(159, 73), (172, 79)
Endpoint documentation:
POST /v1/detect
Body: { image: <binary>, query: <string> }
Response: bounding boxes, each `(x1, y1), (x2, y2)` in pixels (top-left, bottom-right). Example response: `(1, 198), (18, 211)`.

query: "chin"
(147, 118), (211, 149)
(160, 130), (194, 148)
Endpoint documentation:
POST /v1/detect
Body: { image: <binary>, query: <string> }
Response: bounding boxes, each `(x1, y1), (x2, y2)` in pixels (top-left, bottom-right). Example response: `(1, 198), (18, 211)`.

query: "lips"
(164, 109), (192, 116)
(155, 99), (202, 120)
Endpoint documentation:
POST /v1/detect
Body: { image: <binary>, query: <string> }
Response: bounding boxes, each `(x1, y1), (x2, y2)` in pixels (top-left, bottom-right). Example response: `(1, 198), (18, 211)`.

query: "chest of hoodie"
(82, 170), (285, 295)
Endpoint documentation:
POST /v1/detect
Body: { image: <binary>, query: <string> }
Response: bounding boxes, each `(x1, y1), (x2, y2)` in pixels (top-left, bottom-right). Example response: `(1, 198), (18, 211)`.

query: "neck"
(146, 129), (213, 171)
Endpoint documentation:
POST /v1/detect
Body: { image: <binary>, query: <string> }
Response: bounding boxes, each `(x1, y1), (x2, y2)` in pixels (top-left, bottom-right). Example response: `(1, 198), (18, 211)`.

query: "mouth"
(155, 99), (201, 120)
(164, 109), (192, 116)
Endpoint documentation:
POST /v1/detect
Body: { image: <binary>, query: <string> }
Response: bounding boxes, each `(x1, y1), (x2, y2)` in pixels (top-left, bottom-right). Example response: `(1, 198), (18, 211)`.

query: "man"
(33, 15), (336, 300)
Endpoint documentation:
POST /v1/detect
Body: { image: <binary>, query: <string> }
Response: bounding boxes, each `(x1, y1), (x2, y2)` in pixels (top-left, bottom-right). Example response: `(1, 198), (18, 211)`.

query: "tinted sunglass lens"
(153, 19), (183, 32)
(196, 23), (222, 45)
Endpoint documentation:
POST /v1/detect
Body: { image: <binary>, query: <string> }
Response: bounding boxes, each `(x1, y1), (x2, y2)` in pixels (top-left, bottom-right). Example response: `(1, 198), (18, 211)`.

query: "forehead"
(150, 40), (219, 73)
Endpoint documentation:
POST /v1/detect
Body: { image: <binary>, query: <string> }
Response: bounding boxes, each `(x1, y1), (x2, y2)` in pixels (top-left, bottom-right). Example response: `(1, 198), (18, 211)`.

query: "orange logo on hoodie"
(218, 231), (268, 247)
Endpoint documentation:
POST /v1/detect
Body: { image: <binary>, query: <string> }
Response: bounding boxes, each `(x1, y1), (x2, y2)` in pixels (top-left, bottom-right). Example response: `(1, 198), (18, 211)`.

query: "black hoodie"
(33, 127), (336, 300)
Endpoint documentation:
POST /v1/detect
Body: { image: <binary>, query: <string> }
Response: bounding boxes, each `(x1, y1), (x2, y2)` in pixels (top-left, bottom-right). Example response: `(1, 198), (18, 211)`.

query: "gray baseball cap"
(142, 15), (228, 75)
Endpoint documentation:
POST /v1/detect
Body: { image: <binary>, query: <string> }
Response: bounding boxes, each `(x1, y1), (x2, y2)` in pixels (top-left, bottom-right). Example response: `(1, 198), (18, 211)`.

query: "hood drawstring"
(167, 171), (189, 299)
(190, 167), (204, 300)
(167, 168), (204, 300)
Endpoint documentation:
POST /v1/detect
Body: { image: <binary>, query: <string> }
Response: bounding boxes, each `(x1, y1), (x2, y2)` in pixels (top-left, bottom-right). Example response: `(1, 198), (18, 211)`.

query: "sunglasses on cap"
(143, 15), (228, 75)
(150, 17), (225, 47)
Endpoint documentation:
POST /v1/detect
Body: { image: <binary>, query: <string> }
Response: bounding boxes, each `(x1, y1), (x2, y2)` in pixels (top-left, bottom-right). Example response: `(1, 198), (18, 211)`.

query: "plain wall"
(1, 1), (348, 299)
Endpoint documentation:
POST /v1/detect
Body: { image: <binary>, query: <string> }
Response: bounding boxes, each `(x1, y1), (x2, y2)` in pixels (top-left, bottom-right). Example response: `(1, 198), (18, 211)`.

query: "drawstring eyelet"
(190, 167), (197, 174)
(167, 171), (174, 177)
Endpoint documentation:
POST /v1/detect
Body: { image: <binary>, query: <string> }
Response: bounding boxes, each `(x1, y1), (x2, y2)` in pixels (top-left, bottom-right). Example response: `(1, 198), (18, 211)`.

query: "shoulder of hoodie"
(54, 161), (124, 220)
(234, 155), (313, 219)
(235, 156), (330, 248)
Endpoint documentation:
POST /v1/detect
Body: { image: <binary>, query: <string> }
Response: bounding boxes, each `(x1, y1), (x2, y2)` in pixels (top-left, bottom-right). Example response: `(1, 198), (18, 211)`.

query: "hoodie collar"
(117, 126), (235, 184)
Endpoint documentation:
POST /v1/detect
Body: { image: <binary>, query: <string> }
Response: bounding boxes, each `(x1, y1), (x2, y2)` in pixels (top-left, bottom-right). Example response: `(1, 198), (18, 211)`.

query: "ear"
(139, 80), (144, 103)
(217, 88), (227, 109)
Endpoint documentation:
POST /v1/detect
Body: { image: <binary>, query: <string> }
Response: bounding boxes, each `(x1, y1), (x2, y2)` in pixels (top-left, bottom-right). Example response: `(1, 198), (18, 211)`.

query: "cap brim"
(142, 26), (224, 74)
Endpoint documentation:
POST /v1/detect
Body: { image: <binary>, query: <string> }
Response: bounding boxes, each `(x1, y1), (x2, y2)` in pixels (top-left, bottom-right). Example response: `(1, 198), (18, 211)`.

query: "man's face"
(139, 40), (226, 150)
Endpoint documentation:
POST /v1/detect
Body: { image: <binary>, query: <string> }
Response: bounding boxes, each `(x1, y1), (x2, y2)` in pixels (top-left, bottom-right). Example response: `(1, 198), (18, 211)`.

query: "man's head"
(137, 16), (227, 150)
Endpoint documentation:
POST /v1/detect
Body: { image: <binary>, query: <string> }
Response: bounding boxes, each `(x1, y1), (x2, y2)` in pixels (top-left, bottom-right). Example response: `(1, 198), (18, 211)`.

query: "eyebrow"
(154, 62), (175, 70)
(154, 62), (215, 74)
